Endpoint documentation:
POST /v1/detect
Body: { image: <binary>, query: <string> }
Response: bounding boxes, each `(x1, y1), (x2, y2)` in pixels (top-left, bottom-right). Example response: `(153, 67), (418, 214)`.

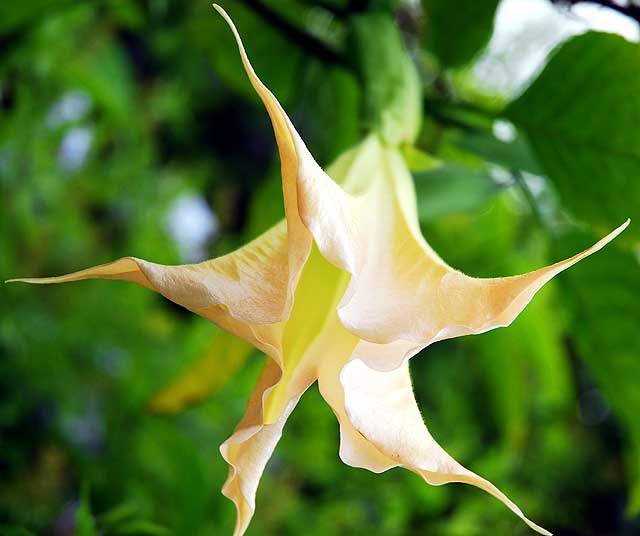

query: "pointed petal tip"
(4, 276), (76, 285)
(616, 217), (630, 233)
(559, 218), (631, 267)
(212, 4), (234, 29)
(589, 218), (630, 251)
(524, 517), (552, 536)
(212, 4), (227, 18)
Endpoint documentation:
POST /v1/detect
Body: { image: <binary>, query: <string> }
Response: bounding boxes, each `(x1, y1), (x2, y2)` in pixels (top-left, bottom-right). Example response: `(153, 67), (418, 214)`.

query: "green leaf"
(0, 0), (72, 34)
(506, 32), (640, 239)
(113, 520), (171, 535)
(350, 12), (421, 144)
(76, 483), (97, 536)
(413, 163), (499, 220)
(559, 230), (640, 515)
(473, 279), (573, 449)
(402, 144), (441, 172)
(422, 0), (500, 68)
(0, 528), (36, 536)
(296, 64), (361, 164)
(62, 37), (135, 124)
(455, 130), (542, 175)
(99, 500), (140, 528)
(193, 1), (304, 106)
(149, 329), (254, 414)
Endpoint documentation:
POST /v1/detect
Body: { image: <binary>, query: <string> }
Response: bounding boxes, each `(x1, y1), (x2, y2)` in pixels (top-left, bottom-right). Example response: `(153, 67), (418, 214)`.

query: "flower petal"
(339, 355), (552, 536)
(319, 335), (553, 534)
(201, 17), (629, 353)
(220, 358), (299, 536)
(318, 340), (406, 474)
(221, 245), (357, 536)
(260, 244), (352, 423)
(428, 218), (630, 344)
(193, 20), (627, 357)
(242, 121), (628, 356)
(310, 140), (629, 352)
(212, 4), (312, 287)
(10, 0), (327, 337)
(7, 222), (294, 340)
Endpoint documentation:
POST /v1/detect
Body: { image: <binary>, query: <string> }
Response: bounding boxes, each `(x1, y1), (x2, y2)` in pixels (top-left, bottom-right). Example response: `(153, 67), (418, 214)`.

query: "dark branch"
(512, 170), (552, 232)
(297, 0), (372, 17)
(242, 0), (350, 68)
(423, 103), (482, 132)
(550, 0), (640, 25)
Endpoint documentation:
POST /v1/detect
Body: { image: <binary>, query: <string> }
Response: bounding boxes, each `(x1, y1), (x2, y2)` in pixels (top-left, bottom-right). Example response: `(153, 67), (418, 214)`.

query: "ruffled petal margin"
(220, 358), (300, 536)
(339, 350), (552, 536)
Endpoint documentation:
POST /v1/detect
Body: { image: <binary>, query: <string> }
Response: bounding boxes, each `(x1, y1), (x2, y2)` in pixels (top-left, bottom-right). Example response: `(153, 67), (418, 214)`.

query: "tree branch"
(242, 0), (351, 68)
(550, 0), (640, 25)
(512, 170), (556, 233)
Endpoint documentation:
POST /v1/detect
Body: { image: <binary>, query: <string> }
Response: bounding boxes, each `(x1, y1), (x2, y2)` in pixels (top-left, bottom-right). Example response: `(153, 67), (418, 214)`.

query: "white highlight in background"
(474, 0), (640, 96)
(166, 193), (219, 263)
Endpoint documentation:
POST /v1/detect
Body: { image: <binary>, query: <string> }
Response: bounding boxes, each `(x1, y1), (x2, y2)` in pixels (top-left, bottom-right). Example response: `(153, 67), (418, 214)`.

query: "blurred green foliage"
(507, 31), (640, 242)
(422, 0), (500, 67)
(1, 1), (639, 535)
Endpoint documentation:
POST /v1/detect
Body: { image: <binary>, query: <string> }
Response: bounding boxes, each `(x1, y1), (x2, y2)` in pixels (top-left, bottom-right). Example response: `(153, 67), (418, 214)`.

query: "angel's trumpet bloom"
(8, 6), (629, 536)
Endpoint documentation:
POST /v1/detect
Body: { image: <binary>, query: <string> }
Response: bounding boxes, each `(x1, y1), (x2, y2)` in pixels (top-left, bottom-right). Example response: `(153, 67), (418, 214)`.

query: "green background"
(1, 1), (639, 535)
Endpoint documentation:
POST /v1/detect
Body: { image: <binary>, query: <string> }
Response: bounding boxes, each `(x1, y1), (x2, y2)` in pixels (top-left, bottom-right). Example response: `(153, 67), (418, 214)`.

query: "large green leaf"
(350, 11), (421, 144)
(506, 32), (640, 239)
(559, 230), (640, 515)
(422, 0), (500, 68)
(413, 163), (499, 220)
(0, 0), (72, 35)
(455, 129), (542, 175)
(190, 0), (304, 106)
(76, 483), (97, 536)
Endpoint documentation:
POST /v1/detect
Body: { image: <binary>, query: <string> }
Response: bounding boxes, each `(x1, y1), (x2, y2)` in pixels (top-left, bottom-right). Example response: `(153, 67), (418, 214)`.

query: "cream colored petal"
(339, 354), (552, 536)
(12, 3), (324, 338)
(212, 4), (312, 290)
(243, 121), (628, 358)
(431, 219), (630, 344)
(318, 340), (403, 474)
(220, 358), (301, 536)
(260, 243), (353, 423)
(317, 330), (550, 534)
(221, 245), (357, 536)
(8, 222), (292, 347)
(6, 256), (156, 288)
(330, 141), (628, 351)
(192, 17), (627, 353)
(211, 247), (346, 535)
(212, 4), (364, 271)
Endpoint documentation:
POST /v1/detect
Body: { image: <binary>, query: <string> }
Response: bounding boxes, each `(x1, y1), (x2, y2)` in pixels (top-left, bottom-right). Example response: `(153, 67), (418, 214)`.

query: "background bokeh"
(1, 0), (639, 535)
